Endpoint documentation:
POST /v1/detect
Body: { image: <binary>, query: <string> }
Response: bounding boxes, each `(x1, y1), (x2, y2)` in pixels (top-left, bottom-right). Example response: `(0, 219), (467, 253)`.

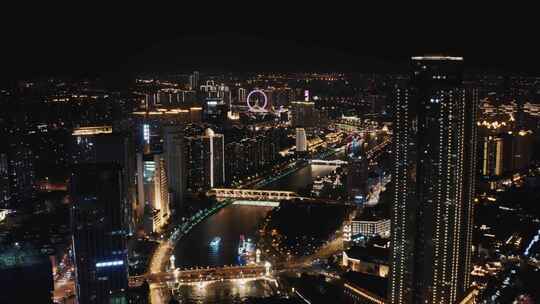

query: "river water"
(173, 164), (338, 268)
(171, 163), (337, 302)
(173, 280), (277, 304)
(173, 205), (272, 268)
(262, 164), (339, 192)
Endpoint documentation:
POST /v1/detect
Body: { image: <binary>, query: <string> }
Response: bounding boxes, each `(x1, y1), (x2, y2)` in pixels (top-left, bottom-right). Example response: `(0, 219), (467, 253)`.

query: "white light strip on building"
(210, 135), (214, 187)
(524, 229), (540, 256)
(411, 56), (463, 61)
(96, 260), (124, 268)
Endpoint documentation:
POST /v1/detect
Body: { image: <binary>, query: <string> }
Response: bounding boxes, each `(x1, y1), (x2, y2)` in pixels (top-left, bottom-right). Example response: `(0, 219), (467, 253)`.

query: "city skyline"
(2, 14), (540, 302)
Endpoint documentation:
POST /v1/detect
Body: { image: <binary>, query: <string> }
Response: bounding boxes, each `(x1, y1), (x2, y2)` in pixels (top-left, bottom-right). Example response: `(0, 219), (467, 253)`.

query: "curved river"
(173, 164), (337, 268)
(170, 164), (337, 302)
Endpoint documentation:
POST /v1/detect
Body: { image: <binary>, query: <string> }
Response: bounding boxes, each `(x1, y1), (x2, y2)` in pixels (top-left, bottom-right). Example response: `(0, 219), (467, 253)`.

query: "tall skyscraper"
(390, 56), (478, 303)
(93, 133), (138, 234)
(71, 163), (128, 304)
(163, 126), (185, 213)
(71, 130), (138, 234)
(204, 129), (225, 189)
(136, 153), (171, 234)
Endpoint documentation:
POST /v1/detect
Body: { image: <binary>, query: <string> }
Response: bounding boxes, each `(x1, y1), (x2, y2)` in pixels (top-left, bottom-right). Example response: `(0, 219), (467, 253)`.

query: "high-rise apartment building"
(390, 56), (478, 304)
(224, 134), (278, 185)
(0, 143), (35, 208)
(184, 128), (225, 192)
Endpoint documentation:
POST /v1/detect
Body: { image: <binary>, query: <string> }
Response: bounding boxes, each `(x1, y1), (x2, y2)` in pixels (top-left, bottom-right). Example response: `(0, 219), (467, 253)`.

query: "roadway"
(53, 281), (75, 304)
(52, 252), (76, 303)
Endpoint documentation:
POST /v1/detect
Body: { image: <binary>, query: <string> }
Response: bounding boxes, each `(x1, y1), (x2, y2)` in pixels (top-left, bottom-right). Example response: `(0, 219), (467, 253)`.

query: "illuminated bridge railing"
(208, 188), (298, 201)
(131, 265), (270, 285)
(232, 200), (280, 207)
(172, 265), (269, 285)
(309, 159), (348, 165)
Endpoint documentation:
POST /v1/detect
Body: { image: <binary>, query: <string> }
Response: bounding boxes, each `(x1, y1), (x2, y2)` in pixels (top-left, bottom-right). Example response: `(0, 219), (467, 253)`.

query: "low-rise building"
(342, 245), (389, 278)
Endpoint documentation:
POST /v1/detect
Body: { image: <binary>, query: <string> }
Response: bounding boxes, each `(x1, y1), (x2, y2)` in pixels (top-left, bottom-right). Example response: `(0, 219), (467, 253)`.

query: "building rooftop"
(345, 244), (389, 264)
(0, 243), (49, 270)
(354, 207), (388, 221)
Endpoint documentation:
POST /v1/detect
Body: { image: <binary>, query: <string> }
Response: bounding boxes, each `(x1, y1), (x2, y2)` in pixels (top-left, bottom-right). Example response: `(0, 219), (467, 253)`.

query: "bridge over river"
(132, 264), (271, 286)
(145, 150), (350, 303)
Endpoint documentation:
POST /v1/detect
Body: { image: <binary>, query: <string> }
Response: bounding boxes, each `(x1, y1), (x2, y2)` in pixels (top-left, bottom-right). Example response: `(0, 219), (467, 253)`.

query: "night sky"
(2, 6), (538, 82)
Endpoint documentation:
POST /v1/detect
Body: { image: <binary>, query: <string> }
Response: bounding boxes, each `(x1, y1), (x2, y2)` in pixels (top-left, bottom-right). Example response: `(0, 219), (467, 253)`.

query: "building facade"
(291, 101), (316, 128)
(347, 144), (369, 201)
(71, 163), (128, 304)
(163, 126), (185, 213)
(295, 128), (307, 153)
(185, 128), (225, 192)
(0, 144), (35, 208)
(71, 131), (138, 234)
(390, 56), (478, 303)
(136, 153), (170, 234)
(350, 219), (391, 239)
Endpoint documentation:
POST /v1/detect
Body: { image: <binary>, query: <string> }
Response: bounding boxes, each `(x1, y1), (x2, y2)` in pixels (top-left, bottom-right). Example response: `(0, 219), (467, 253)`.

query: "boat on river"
(210, 237), (221, 247)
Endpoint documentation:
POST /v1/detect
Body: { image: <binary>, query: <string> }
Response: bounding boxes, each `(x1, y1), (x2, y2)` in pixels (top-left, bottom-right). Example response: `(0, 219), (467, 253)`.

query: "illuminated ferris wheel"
(246, 89), (268, 113)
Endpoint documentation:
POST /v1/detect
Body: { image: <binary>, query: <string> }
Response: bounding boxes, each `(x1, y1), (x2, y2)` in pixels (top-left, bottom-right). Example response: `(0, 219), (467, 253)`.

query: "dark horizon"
(3, 7), (540, 83)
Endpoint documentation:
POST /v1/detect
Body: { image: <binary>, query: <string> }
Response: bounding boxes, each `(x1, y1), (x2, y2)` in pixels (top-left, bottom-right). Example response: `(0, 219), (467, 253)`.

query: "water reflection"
(174, 279), (276, 304)
(263, 164), (338, 192)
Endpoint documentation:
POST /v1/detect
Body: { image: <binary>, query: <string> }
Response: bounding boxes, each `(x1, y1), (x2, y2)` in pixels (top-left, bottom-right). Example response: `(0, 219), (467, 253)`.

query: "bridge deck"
(131, 265), (268, 285)
(208, 188), (298, 200)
